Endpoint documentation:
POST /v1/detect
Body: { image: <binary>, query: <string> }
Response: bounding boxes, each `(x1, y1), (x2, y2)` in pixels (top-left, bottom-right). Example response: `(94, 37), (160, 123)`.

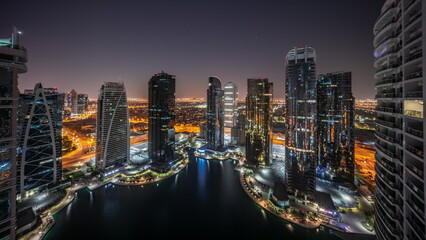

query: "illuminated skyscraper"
(224, 82), (238, 128)
(96, 82), (130, 173)
(77, 93), (88, 113)
(17, 84), (64, 198)
(285, 46), (317, 200)
(148, 72), (176, 166)
(231, 108), (246, 146)
(0, 28), (27, 240)
(374, 0), (425, 239)
(317, 72), (354, 183)
(67, 89), (78, 114)
(245, 78), (273, 167)
(206, 76), (224, 150)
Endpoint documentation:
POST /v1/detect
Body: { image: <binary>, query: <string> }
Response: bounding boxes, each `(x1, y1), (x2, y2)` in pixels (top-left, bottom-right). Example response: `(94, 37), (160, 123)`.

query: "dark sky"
(2, 0), (384, 99)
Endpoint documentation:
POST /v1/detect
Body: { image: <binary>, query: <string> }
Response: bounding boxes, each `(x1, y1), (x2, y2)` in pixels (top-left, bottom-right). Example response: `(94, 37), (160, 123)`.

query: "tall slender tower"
(224, 82), (238, 128)
(96, 82), (130, 173)
(67, 89), (78, 114)
(17, 84), (63, 199)
(148, 72), (176, 166)
(245, 78), (273, 167)
(0, 28), (27, 240)
(317, 72), (355, 184)
(206, 76), (224, 150)
(374, 1), (425, 239)
(285, 46), (317, 200)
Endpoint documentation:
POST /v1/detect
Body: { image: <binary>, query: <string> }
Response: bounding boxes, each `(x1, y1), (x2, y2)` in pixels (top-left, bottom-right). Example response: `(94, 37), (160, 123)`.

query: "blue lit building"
(206, 76), (224, 150)
(148, 72), (176, 170)
(17, 83), (64, 199)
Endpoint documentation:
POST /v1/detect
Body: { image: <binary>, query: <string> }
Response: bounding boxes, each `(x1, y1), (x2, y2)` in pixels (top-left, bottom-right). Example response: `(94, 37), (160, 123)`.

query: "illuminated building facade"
(206, 76), (224, 150)
(374, 0), (425, 239)
(77, 93), (88, 113)
(0, 28), (27, 240)
(67, 89), (78, 114)
(285, 46), (317, 200)
(245, 78), (273, 167)
(17, 84), (64, 198)
(224, 82), (238, 128)
(317, 72), (355, 183)
(231, 108), (246, 146)
(96, 82), (130, 173)
(148, 72), (176, 165)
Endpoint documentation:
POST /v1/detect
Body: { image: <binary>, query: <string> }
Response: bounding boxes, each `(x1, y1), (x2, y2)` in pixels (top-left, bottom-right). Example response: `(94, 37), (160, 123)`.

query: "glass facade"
(285, 46), (317, 200)
(96, 82), (130, 172)
(17, 83), (63, 198)
(148, 72), (176, 164)
(206, 76), (224, 150)
(224, 82), (238, 128)
(317, 72), (355, 183)
(245, 78), (273, 167)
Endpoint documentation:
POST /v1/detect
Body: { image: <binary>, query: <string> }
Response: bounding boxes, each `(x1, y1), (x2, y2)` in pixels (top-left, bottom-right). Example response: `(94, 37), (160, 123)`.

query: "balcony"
(376, 118), (401, 129)
(376, 106), (401, 114)
(375, 130), (400, 144)
(405, 91), (422, 98)
(405, 50), (422, 63)
(375, 92), (402, 98)
(406, 144), (424, 158)
(376, 13), (402, 35)
(407, 181), (425, 199)
(406, 127), (423, 138)
(405, 71), (422, 81)
(406, 161), (424, 179)
(375, 76), (402, 86)
(405, 0), (418, 11)
(375, 63), (401, 74)
(405, 12), (422, 28)
(375, 29), (402, 47)
(407, 216), (425, 240)
(376, 142), (398, 158)
(406, 32), (422, 46)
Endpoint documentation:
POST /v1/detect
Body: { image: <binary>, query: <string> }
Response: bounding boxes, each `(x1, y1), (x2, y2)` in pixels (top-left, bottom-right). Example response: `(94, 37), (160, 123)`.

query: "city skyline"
(2, 0), (383, 99)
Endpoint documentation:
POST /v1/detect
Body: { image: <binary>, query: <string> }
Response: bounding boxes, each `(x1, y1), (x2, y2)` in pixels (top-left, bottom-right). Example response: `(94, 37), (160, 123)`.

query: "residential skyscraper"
(0, 28), (27, 240)
(374, 0), (425, 239)
(67, 89), (78, 114)
(231, 108), (246, 146)
(206, 76), (224, 150)
(17, 84), (63, 199)
(285, 46), (317, 200)
(224, 82), (238, 128)
(317, 72), (355, 184)
(148, 72), (176, 166)
(96, 82), (130, 173)
(77, 93), (89, 113)
(245, 78), (273, 167)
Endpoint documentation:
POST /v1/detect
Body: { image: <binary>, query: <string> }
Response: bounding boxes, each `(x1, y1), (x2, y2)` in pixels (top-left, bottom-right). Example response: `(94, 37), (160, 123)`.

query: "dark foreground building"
(148, 72), (176, 170)
(206, 76), (224, 150)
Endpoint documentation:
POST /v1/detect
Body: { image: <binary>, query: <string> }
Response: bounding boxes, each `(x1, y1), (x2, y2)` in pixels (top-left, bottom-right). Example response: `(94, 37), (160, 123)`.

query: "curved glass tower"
(17, 83), (63, 198)
(285, 46), (317, 200)
(374, 0), (425, 239)
(0, 28), (27, 240)
(206, 76), (224, 150)
(96, 82), (130, 173)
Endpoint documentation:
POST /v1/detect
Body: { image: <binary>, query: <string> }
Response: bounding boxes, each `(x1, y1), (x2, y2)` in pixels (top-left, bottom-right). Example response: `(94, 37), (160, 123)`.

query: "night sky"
(2, 0), (384, 99)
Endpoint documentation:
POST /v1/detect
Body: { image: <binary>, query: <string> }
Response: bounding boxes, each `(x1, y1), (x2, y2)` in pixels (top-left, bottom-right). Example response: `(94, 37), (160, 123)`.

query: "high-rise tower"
(317, 72), (355, 184)
(17, 84), (64, 198)
(285, 46), (317, 200)
(206, 76), (224, 150)
(374, 0), (425, 239)
(245, 78), (273, 167)
(67, 89), (78, 114)
(148, 72), (176, 166)
(0, 28), (27, 240)
(96, 82), (130, 173)
(224, 82), (238, 128)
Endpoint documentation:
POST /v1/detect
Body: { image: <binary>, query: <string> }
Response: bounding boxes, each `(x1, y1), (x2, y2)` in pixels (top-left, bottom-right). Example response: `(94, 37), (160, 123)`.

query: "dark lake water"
(45, 150), (339, 239)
